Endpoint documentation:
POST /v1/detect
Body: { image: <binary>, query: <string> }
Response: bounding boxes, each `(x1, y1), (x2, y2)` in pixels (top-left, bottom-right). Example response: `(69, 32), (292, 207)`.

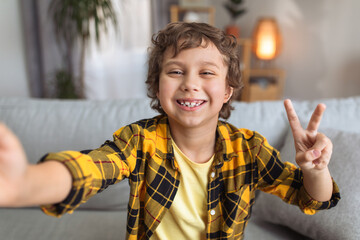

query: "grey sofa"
(1, 97), (359, 240)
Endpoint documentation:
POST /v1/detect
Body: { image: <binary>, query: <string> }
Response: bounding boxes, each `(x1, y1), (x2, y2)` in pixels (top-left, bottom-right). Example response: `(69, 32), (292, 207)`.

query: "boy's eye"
(201, 71), (215, 76)
(168, 70), (183, 75)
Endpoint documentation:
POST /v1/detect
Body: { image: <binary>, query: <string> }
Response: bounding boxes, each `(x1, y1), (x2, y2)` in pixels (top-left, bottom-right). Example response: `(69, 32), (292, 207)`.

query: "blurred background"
(1, 0), (359, 101)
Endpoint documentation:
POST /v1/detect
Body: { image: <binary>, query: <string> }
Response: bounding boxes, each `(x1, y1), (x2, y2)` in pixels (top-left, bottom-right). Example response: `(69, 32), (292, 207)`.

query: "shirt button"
(210, 171), (215, 178)
(210, 210), (216, 216)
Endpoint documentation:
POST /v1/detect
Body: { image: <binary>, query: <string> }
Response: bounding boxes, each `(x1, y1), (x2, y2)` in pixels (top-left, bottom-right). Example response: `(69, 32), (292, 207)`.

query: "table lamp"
(252, 17), (282, 67)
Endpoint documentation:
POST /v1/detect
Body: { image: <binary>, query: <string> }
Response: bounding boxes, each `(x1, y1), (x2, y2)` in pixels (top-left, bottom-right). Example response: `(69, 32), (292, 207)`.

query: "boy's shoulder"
(113, 115), (168, 138)
(217, 121), (274, 161)
(132, 115), (165, 129)
(218, 120), (265, 143)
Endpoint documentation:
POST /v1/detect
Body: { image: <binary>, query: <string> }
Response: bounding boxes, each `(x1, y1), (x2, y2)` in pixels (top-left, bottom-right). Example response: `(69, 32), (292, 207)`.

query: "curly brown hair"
(146, 22), (242, 119)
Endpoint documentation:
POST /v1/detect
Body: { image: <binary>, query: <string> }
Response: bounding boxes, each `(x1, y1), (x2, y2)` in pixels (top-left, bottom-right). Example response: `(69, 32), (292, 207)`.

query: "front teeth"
(180, 101), (201, 107)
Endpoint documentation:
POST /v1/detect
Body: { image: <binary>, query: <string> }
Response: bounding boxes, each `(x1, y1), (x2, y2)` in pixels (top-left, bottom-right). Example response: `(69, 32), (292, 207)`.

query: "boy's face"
(157, 41), (233, 130)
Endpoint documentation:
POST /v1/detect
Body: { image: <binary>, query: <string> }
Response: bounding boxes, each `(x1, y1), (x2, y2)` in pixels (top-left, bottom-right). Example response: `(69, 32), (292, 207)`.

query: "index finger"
(307, 103), (326, 132)
(284, 99), (303, 135)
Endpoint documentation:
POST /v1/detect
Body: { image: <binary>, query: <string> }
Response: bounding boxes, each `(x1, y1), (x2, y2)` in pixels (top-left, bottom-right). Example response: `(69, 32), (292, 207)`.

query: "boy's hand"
(0, 123), (28, 206)
(284, 99), (334, 201)
(284, 99), (332, 172)
(0, 123), (72, 207)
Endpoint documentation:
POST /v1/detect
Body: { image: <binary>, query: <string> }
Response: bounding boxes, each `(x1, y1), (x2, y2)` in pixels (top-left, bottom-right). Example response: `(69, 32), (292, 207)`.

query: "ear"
(224, 87), (234, 103)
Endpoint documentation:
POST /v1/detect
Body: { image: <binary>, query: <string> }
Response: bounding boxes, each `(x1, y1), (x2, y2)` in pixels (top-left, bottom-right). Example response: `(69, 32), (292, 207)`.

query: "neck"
(168, 118), (218, 164)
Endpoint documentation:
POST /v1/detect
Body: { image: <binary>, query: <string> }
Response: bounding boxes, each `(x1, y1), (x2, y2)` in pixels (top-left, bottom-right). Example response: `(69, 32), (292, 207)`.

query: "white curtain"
(84, 0), (151, 99)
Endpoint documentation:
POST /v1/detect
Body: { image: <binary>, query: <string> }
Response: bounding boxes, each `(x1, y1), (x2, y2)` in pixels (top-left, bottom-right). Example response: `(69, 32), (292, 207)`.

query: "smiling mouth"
(177, 99), (206, 108)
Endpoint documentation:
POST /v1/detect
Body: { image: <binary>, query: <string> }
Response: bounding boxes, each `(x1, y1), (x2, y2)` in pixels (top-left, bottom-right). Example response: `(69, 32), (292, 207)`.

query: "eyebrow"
(163, 60), (221, 70)
(163, 60), (184, 68)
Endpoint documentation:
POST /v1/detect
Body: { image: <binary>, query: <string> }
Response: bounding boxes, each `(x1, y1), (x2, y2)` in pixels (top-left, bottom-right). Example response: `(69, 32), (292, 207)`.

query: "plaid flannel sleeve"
(39, 127), (132, 217)
(254, 132), (340, 215)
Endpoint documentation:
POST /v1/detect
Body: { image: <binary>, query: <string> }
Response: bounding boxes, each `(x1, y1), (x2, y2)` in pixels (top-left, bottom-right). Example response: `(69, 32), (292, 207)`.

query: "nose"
(181, 72), (200, 92)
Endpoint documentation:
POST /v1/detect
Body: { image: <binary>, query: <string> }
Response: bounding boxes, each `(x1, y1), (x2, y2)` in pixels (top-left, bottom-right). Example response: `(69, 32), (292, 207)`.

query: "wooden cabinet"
(236, 38), (285, 102)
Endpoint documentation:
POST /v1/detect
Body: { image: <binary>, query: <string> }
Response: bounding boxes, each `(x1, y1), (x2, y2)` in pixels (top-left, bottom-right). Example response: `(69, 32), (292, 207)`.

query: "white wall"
(0, 0), (29, 97)
(84, 0), (151, 100)
(213, 0), (360, 100)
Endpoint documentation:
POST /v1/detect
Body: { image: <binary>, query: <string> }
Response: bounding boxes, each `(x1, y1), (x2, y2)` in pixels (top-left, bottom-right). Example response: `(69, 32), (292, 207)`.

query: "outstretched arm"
(0, 123), (72, 207)
(284, 99), (333, 202)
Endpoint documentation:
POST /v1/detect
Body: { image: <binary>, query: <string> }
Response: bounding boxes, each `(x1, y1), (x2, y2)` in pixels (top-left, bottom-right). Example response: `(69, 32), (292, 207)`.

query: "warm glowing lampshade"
(252, 17), (281, 60)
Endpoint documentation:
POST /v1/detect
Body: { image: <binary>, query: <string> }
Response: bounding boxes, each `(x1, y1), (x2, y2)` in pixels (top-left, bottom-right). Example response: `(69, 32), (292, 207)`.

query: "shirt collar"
(154, 115), (177, 169)
(155, 115), (238, 169)
(214, 120), (239, 168)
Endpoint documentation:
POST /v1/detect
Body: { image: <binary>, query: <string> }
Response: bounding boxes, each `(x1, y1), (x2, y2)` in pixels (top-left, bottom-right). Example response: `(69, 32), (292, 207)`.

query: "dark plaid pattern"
(40, 115), (340, 240)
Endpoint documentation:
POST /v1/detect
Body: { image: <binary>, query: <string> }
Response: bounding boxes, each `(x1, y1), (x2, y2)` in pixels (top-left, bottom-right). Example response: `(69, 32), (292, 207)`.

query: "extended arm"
(0, 123), (72, 207)
(284, 99), (333, 201)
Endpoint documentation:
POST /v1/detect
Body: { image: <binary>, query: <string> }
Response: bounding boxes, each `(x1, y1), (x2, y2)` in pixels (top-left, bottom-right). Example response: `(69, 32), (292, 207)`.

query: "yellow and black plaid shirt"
(40, 115), (340, 240)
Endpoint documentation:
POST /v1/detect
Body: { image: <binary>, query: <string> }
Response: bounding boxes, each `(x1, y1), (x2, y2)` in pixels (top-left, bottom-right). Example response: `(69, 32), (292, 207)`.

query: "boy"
(0, 22), (340, 239)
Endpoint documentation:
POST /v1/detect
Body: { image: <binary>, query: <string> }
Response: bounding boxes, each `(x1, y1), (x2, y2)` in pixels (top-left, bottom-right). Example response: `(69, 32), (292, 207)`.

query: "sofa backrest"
(1, 96), (359, 211)
(230, 96), (360, 149)
(0, 98), (157, 164)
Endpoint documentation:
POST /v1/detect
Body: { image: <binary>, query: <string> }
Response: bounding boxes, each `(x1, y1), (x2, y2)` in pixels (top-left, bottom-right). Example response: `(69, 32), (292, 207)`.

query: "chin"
(174, 114), (219, 129)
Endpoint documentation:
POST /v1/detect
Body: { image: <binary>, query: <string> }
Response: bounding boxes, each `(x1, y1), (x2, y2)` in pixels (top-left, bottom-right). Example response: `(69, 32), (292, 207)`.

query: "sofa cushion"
(252, 128), (360, 240)
(245, 215), (311, 240)
(0, 208), (127, 240)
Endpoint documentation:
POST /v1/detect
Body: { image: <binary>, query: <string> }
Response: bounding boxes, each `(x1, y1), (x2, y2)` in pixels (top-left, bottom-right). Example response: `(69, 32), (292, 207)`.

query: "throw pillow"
(252, 128), (360, 240)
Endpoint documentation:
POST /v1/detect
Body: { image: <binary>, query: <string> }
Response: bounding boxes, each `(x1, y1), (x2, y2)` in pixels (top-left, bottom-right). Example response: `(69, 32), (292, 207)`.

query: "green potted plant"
(49, 0), (117, 98)
(223, 0), (247, 38)
(53, 69), (78, 99)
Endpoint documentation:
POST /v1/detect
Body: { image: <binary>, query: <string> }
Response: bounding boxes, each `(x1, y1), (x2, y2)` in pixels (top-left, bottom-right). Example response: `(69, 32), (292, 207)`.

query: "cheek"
(157, 75), (165, 98)
(207, 86), (226, 104)
(157, 78), (171, 102)
(208, 80), (227, 94)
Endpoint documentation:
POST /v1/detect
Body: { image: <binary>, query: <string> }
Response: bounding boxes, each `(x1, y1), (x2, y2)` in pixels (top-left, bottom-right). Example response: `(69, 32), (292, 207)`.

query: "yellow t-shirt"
(151, 140), (214, 240)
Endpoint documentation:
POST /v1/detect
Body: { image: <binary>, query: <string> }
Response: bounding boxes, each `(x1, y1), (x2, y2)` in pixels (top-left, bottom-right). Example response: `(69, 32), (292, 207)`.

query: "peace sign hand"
(284, 99), (333, 172)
